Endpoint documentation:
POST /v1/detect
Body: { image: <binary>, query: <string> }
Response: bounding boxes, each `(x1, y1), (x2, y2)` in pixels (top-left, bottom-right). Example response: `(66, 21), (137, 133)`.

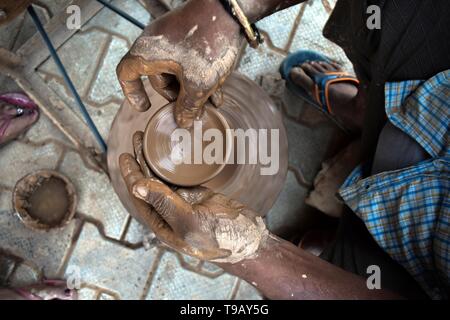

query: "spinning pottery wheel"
(107, 72), (288, 217)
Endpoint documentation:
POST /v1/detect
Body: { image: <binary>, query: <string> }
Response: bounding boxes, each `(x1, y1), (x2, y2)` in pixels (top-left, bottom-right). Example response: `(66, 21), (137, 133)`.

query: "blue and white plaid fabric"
(339, 70), (450, 299)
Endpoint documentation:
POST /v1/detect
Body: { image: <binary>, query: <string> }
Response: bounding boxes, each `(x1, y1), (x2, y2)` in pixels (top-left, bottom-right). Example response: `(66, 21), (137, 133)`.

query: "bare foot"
(0, 93), (39, 147)
(290, 61), (363, 131)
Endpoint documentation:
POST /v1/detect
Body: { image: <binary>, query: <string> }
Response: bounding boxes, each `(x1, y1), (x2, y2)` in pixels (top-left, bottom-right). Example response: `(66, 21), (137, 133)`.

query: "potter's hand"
(119, 131), (267, 263)
(116, 0), (243, 128)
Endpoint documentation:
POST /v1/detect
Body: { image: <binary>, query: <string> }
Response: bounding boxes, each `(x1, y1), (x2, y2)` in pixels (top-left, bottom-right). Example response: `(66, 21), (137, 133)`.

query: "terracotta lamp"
(13, 170), (77, 230)
(107, 72), (288, 217)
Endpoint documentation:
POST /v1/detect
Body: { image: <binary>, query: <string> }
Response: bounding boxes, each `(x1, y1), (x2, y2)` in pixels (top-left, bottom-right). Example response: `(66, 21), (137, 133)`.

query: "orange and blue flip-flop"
(280, 50), (359, 116)
(312, 71), (360, 115)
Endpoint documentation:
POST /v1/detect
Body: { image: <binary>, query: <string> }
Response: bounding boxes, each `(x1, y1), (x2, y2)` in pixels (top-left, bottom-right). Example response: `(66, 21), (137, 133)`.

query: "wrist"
(216, 232), (284, 273)
(217, 0), (263, 47)
(235, 0), (274, 23)
(216, 233), (305, 300)
(214, 0), (277, 24)
(236, 0), (307, 23)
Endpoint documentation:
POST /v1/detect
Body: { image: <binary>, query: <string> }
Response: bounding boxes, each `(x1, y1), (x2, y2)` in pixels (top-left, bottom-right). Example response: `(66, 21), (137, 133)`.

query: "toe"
(309, 61), (327, 73)
(301, 62), (321, 77)
(318, 61), (336, 71)
(330, 61), (343, 71)
(290, 66), (314, 93)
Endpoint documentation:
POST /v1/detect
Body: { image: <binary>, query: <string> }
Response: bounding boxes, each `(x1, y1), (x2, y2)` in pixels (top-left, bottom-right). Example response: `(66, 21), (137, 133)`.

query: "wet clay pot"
(107, 72), (288, 216)
(143, 103), (233, 186)
(12, 170), (77, 230)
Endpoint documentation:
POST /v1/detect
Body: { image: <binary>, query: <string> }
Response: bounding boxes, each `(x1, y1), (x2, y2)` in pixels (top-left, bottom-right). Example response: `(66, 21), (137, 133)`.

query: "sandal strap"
(312, 72), (360, 114)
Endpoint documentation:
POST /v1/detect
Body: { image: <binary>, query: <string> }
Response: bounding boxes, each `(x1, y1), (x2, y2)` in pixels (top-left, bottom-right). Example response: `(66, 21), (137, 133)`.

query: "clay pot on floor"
(12, 170), (77, 231)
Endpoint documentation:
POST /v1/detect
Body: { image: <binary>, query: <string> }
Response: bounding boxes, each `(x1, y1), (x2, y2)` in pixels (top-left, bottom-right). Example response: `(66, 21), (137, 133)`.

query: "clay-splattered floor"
(0, 0), (350, 299)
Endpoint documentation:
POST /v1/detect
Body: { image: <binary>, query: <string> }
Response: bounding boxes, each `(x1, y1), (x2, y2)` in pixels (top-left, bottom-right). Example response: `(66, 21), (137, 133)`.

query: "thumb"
(132, 179), (192, 227)
(209, 87), (224, 108)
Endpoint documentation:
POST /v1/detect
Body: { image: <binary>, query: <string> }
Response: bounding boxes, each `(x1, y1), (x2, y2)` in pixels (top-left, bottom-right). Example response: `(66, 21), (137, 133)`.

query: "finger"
(117, 54), (151, 112)
(174, 86), (207, 128)
(119, 153), (146, 187)
(120, 154), (230, 261)
(209, 87), (224, 108)
(119, 153), (178, 234)
(195, 194), (240, 219)
(196, 248), (232, 261)
(149, 74), (179, 102)
(176, 187), (214, 205)
(132, 131), (153, 178)
(132, 178), (193, 226)
(198, 192), (259, 222)
(133, 131), (179, 191)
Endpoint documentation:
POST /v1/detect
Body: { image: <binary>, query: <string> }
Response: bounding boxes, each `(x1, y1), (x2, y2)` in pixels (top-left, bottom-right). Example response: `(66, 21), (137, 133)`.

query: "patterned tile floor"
(0, 0), (350, 299)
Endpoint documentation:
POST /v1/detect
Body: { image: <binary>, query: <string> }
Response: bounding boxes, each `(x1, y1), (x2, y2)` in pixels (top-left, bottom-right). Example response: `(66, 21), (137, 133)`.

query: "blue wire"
(28, 5), (107, 153)
(96, 0), (146, 30)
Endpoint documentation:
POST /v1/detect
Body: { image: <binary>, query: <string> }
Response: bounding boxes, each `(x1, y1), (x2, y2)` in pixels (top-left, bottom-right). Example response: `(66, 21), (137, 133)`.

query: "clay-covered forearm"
(219, 234), (402, 300)
(238, 0), (308, 23)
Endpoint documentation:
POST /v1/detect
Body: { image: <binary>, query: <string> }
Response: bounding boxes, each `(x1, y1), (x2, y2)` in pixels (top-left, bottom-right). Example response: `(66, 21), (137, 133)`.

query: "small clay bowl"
(12, 170), (77, 231)
(143, 103), (232, 187)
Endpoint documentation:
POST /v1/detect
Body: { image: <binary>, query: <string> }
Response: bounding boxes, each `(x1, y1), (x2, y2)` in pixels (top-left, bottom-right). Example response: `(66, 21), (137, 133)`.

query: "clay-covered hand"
(116, 0), (243, 128)
(119, 131), (267, 263)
